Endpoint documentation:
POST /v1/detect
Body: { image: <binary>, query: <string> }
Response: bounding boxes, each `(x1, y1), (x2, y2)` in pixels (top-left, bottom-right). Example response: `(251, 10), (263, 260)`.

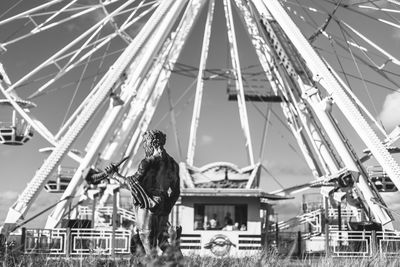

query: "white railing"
(325, 230), (400, 257)
(277, 209), (323, 231)
(70, 229), (130, 255)
(328, 208), (361, 218)
(77, 206), (135, 228)
(25, 229), (67, 255)
(24, 228), (131, 256)
(329, 231), (372, 257)
(377, 231), (400, 256)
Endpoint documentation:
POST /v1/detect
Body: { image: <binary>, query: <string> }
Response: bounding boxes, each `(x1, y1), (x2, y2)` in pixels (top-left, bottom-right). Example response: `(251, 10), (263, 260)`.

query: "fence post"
(66, 228), (71, 258)
(371, 230), (377, 256)
(92, 194), (97, 228)
(20, 228), (26, 254)
(111, 188), (118, 258)
(324, 197), (330, 257)
(275, 221), (279, 250)
(297, 231), (302, 259)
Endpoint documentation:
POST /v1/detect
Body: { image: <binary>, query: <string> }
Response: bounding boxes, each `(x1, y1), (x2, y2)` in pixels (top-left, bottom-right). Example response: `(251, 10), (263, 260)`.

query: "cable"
(0, 0), (24, 20)
(2, 21), (30, 43)
(88, 38), (112, 92)
(308, 0), (342, 43)
(370, 0), (400, 25)
(293, 0), (320, 28)
(371, 198), (400, 217)
(337, 21), (381, 118)
(11, 195), (76, 232)
(59, 31), (101, 129)
(153, 78), (197, 128)
(329, 37), (352, 89)
(261, 164), (286, 190)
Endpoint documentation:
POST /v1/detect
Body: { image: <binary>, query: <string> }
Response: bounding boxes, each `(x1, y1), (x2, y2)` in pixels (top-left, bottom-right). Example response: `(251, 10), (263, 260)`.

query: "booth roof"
(180, 188), (293, 200)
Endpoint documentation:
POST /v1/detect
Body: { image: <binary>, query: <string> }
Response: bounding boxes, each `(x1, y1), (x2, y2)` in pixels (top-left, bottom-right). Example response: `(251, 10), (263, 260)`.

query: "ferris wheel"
(1, 0), (400, 235)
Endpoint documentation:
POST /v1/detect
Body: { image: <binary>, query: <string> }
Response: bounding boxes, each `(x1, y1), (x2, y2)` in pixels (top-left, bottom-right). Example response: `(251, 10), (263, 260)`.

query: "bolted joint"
(321, 96), (334, 113)
(110, 92), (124, 106)
(302, 84), (318, 98)
(0, 63), (11, 85)
(0, 44), (6, 55)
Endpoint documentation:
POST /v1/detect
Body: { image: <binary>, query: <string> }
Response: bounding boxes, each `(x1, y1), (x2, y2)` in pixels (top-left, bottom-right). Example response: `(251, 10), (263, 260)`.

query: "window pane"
(194, 204), (247, 231)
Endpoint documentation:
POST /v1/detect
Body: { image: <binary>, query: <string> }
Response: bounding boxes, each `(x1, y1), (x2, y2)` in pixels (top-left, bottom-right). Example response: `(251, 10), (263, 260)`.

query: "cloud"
(378, 90), (400, 131)
(0, 149), (11, 157)
(274, 199), (303, 220)
(0, 190), (18, 201)
(65, 23), (81, 33)
(0, 191), (18, 223)
(263, 160), (312, 176)
(62, 1), (109, 32)
(200, 134), (214, 145)
(63, 2), (146, 39)
(0, 190), (60, 227)
(393, 30), (400, 40)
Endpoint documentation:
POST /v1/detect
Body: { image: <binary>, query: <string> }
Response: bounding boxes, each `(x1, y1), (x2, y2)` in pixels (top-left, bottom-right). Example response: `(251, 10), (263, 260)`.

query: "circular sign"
(203, 234), (236, 257)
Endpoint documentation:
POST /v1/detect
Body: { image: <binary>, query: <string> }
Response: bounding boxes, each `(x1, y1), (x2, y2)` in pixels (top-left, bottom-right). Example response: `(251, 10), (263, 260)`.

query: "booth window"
(194, 204), (247, 231)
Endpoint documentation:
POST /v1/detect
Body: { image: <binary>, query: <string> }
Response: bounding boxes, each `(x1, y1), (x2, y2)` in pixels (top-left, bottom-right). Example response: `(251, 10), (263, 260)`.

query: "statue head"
(142, 129), (166, 157)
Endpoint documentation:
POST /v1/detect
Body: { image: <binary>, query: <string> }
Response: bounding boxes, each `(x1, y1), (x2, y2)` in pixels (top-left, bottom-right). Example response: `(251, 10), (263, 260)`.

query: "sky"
(1, 0), (400, 228)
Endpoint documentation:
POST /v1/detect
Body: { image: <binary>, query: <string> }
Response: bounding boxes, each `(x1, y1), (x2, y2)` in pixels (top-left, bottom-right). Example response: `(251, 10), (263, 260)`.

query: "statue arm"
(126, 158), (150, 184)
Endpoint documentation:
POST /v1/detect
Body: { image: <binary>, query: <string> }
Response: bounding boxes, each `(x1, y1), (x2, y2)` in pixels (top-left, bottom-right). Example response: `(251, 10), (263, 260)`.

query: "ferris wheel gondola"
(0, 98), (36, 145)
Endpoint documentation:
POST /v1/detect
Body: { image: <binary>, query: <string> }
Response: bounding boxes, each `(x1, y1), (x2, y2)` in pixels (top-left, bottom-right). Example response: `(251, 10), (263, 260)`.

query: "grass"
(2, 249), (400, 267)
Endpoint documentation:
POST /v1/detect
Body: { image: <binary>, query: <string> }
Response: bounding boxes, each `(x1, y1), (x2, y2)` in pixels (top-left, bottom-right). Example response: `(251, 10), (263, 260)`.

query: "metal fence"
(24, 228), (131, 256)
(328, 230), (400, 257)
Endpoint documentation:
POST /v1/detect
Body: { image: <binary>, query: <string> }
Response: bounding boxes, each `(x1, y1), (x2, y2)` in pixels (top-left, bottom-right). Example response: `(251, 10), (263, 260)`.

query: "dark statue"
(105, 130), (181, 256)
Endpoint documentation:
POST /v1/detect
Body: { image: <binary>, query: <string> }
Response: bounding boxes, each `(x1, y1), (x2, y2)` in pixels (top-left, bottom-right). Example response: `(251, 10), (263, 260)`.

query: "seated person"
(224, 212), (233, 226)
(194, 220), (203, 230)
(209, 213), (220, 229)
(222, 225), (233, 231)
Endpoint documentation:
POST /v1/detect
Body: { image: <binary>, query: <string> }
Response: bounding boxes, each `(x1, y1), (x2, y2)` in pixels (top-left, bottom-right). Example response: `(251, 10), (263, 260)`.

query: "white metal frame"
(1, 0), (400, 235)
(187, 0), (215, 166)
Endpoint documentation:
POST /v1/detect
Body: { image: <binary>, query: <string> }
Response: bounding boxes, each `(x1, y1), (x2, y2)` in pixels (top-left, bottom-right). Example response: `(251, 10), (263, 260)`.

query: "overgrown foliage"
(2, 249), (400, 266)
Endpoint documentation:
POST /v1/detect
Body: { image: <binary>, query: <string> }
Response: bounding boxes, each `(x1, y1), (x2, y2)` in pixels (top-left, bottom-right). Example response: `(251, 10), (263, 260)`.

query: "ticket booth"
(174, 162), (289, 257)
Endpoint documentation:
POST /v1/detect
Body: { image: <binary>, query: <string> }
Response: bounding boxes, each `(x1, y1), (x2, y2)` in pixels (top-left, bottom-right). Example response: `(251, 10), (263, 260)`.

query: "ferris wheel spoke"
(120, 0), (155, 29)
(54, 74), (110, 140)
(317, 45), (400, 88)
(32, 0), (79, 33)
(32, 0), (144, 33)
(0, 0), (154, 50)
(5, 0), (137, 95)
(283, 0), (328, 16)
(284, 0), (400, 89)
(27, 32), (110, 99)
(0, 1), (120, 47)
(31, 5), (98, 17)
(1, 0), (400, 235)
(358, 4), (400, 13)
(0, 0), (24, 20)
(368, 2), (400, 26)
(16, 48), (120, 100)
(379, 18), (400, 29)
(27, 4), (157, 99)
(341, 20), (400, 66)
(0, 0), (64, 26)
